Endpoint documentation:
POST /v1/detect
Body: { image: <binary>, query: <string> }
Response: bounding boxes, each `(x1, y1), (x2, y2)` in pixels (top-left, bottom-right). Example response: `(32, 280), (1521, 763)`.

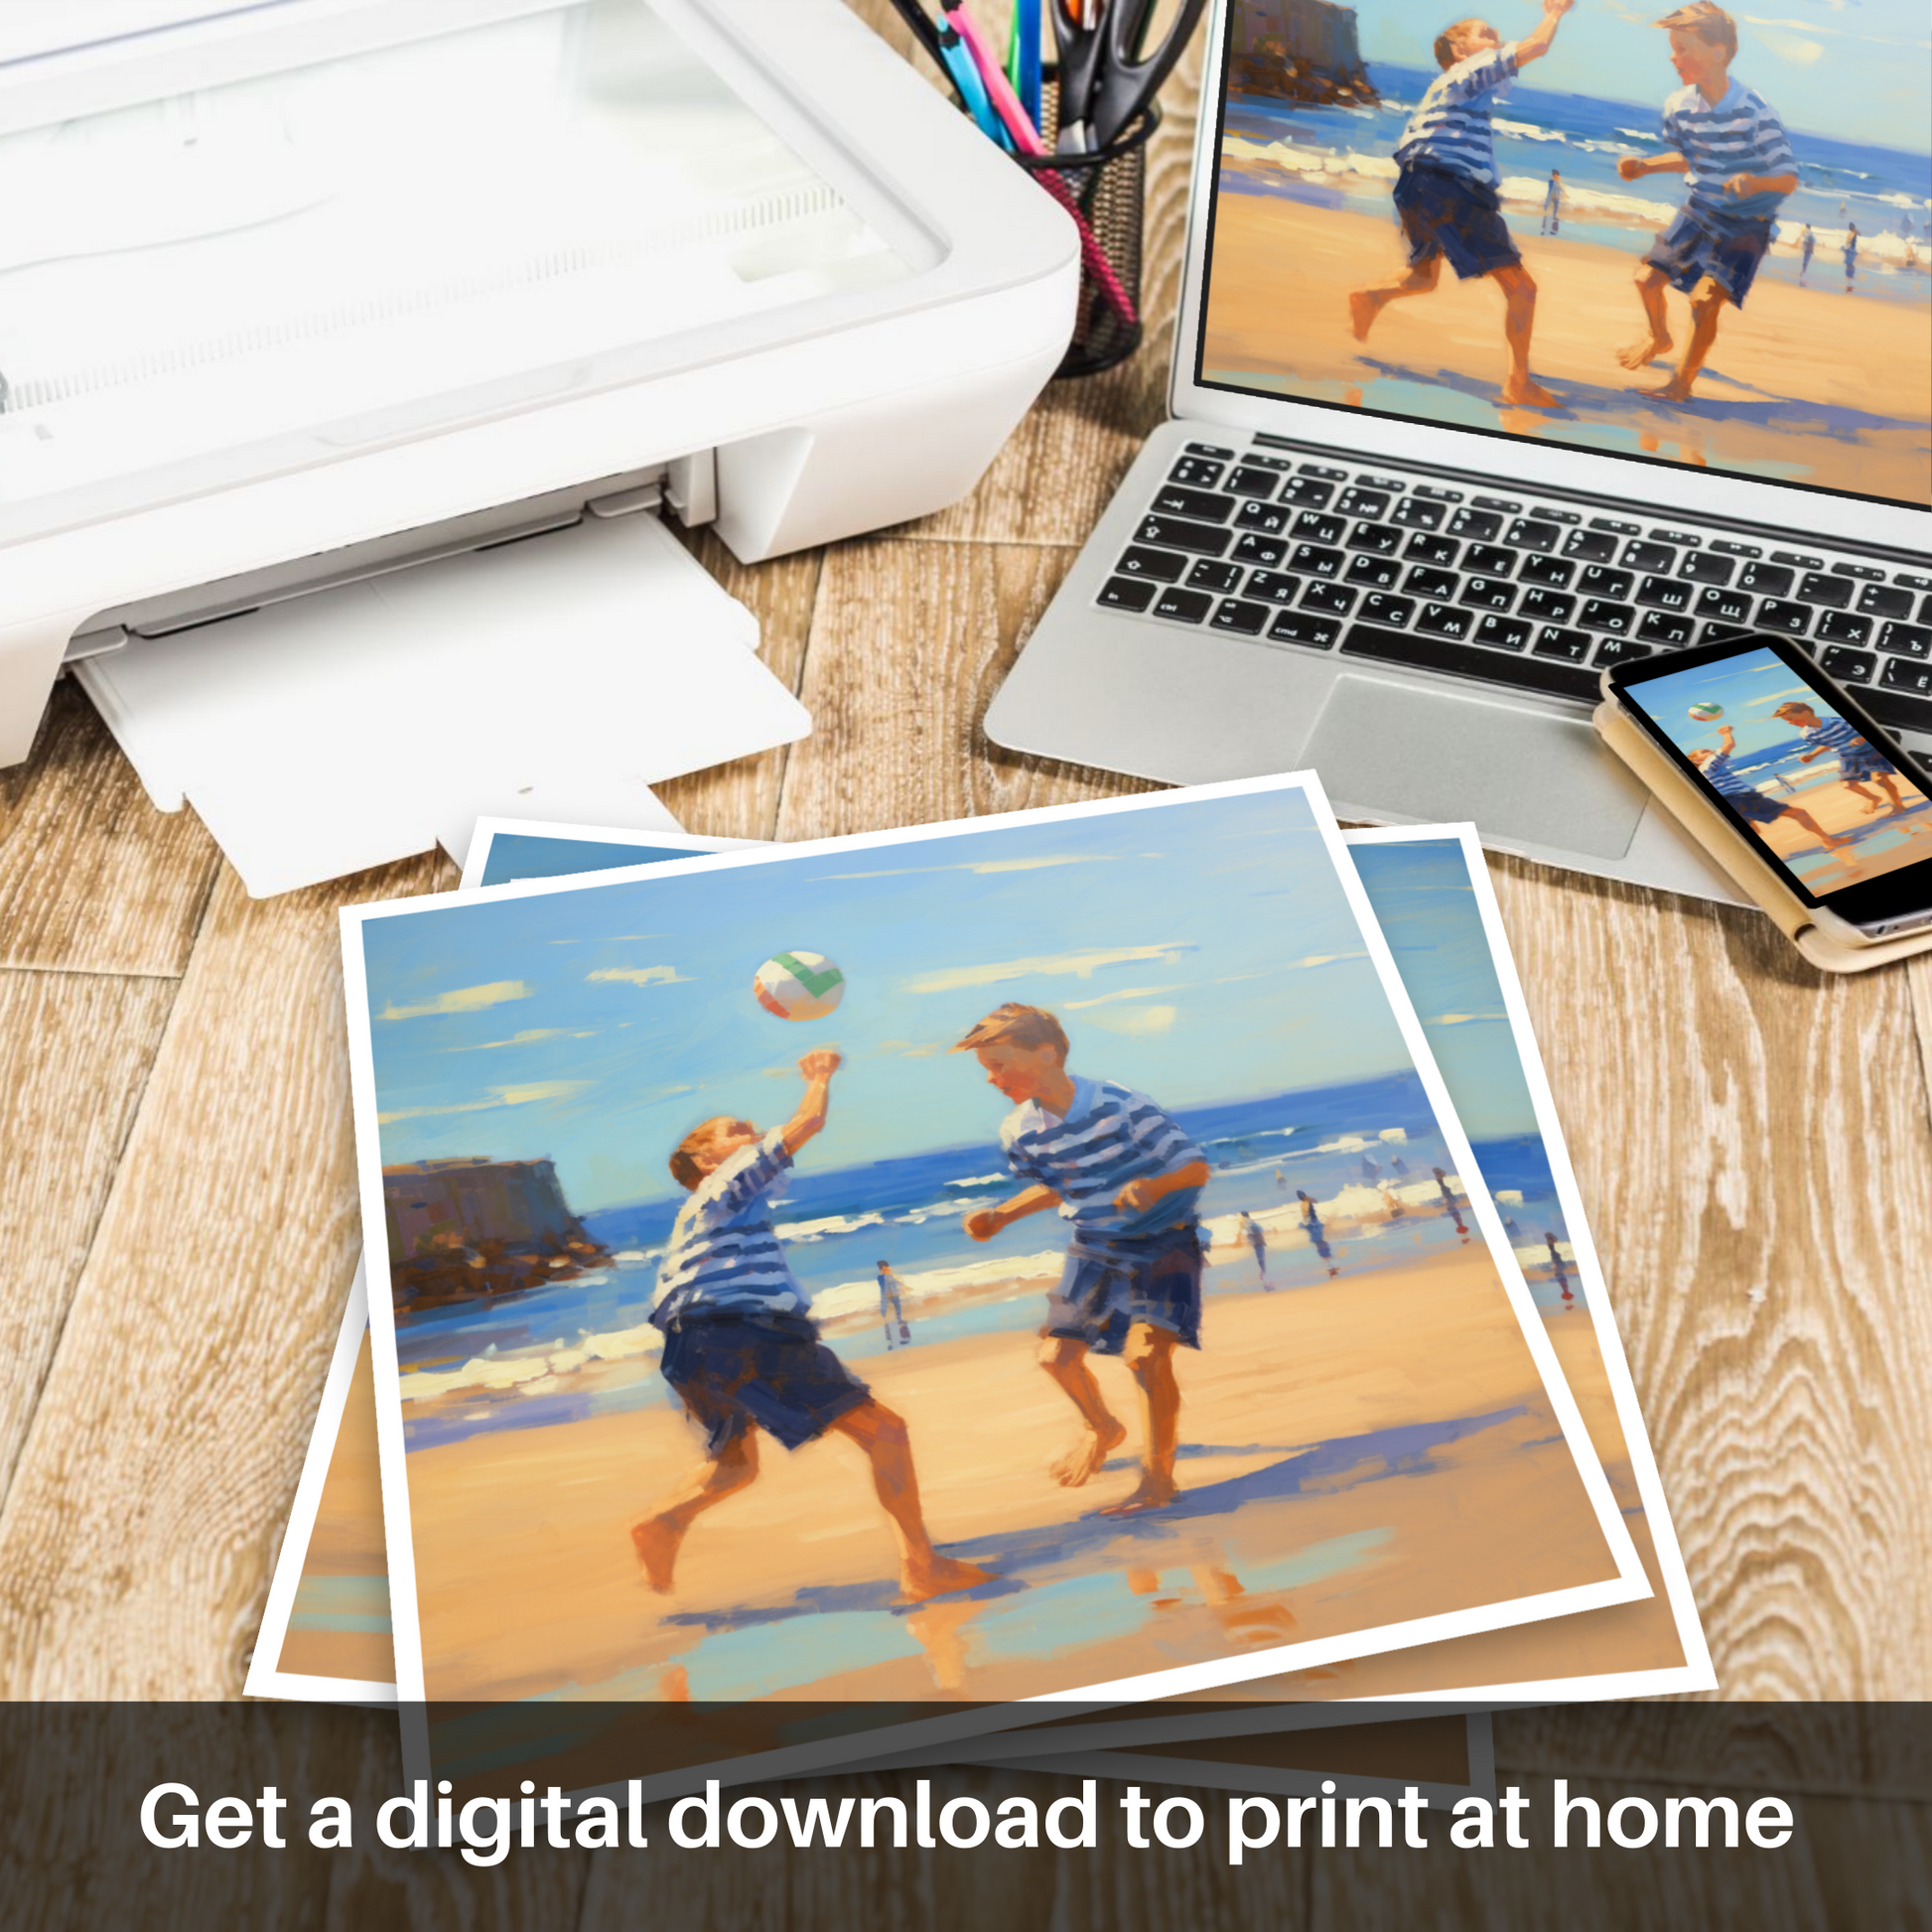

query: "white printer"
(0, 0), (1077, 889)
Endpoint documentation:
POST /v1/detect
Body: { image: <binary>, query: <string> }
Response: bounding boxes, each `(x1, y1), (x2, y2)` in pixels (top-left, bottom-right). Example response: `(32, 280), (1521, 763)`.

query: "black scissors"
(1050, 0), (1207, 153)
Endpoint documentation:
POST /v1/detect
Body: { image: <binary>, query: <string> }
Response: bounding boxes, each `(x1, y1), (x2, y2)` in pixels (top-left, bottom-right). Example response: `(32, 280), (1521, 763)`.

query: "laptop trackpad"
(1305, 675), (1648, 860)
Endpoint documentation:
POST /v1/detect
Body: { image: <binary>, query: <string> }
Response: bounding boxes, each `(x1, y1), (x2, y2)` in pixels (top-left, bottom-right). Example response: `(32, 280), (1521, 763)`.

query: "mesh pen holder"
(1014, 85), (1160, 379)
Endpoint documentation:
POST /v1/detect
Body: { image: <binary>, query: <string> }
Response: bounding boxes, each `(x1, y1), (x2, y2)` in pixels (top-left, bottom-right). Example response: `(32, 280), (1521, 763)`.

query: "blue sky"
(1628, 643), (1842, 757)
(1355, 0), (1929, 151)
(355, 788), (1458, 1212)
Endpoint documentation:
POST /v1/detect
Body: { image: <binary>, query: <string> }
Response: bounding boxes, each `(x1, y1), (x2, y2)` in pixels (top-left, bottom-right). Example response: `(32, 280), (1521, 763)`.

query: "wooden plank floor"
(1, 6), (1926, 1920)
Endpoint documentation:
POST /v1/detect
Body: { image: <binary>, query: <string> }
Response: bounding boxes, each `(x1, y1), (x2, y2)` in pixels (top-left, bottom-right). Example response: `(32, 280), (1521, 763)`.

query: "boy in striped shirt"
(631, 1049), (991, 1601)
(1615, 3), (1799, 400)
(956, 1004), (1209, 1516)
(1349, 0), (1575, 407)
(1776, 700), (1912, 817)
(1688, 722), (1850, 851)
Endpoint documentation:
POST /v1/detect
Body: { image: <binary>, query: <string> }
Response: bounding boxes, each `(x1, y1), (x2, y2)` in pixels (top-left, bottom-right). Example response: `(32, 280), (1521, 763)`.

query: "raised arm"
(780, 1050), (841, 1156)
(1716, 724), (1736, 755)
(1514, 0), (1574, 69)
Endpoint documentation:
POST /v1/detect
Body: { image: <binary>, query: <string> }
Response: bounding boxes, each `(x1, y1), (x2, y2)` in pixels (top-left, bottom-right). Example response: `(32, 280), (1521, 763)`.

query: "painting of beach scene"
(1201, 0), (1930, 502)
(345, 780), (1643, 1786)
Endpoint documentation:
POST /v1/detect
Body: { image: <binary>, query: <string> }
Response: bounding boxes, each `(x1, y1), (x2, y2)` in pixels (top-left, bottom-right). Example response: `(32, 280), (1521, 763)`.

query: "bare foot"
(1500, 373), (1559, 407)
(1616, 332), (1673, 370)
(1098, 1474), (1180, 1517)
(1819, 833), (1855, 851)
(1636, 373), (1697, 402)
(630, 1516), (681, 1593)
(899, 1553), (995, 1602)
(1347, 290), (1380, 343)
(1051, 1416), (1127, 1487)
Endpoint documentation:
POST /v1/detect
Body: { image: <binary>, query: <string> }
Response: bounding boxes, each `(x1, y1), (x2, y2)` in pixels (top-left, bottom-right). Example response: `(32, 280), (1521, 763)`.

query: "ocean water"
(392, 1069), (1579, 1449)
(1223, 63), (1931, 301)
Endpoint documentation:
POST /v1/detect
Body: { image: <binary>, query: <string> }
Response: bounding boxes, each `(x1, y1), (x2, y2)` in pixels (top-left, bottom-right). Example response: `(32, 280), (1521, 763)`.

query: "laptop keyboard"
(1098, 441), (1932, 738)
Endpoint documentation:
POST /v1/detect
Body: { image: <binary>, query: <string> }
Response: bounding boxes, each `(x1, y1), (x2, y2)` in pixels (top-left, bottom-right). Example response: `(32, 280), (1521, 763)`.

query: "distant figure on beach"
(1689, 722), (1852, 853)
(1299, 1190), (1340, 1277)
(877, 1259), (912, 1347)
(1798, 222), (1814, 282)
(1614, 4), (1799, 401)
(1237, 1211), (1274, 1291)
(1844, 222), (1860, 291)
(1776, 700), (1910, 818)
(1433, 1166), (1469, 1237)
(1347, 0), (1576, 408)
(631, 1052), (990, 1602)
(956, 1003), (1209, 1516)
(1541, 168), (1563, 235)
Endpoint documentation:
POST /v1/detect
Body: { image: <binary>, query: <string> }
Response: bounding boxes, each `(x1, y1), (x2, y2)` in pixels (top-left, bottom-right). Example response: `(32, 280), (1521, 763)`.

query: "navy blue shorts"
(1043, 1230), (1204, 1356)
(659, 1311), (869, 1453)
(1393, 162), (1520, 281)
(1644, 209), (1771, 308)
(1837, 747), (1895, 781)
(1724, 787), (1788, 827)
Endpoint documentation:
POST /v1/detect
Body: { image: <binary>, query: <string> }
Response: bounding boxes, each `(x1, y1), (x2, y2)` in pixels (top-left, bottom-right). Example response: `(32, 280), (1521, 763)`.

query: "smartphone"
(1604, 633), (1932, 942)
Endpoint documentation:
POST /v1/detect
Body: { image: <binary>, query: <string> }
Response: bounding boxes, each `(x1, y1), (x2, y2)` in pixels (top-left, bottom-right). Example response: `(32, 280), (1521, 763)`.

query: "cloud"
(1742, 686), (1815, 708)
(1427, 1012), (1506, 1027)
(379, 980), (531, 1021)
(1756, 27), (1824, 61)
(1064, 982), (1192, 1010)
(448, 1029), (596, 1052)
(377, 1078), (590, 1125)
(587, 965), (693, 988)
(1080, 1004), (1177, 1036)
(903, 942), (1196, 995)
(1291, 950), (1370, 969)
(817, 855), (1117, 881)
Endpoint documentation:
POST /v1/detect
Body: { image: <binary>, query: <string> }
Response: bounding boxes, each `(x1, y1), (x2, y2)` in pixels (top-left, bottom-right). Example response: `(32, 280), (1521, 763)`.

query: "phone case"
(1593, 700), (1932, 974)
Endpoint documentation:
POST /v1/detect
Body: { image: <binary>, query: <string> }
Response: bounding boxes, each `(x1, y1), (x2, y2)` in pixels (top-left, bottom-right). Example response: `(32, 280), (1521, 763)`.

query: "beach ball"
(1689, 701), (1724, 722)
(753, 950), (845, 1022)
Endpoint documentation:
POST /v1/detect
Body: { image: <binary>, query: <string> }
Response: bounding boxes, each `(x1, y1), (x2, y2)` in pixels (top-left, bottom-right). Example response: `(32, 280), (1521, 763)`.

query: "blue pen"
(1012, 0), (1042, 130)
(936, 18), (1010, 148)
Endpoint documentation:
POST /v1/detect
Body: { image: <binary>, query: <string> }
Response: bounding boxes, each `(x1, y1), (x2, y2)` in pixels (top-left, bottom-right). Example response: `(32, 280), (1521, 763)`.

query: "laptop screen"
(1193, 0), (1930, 509)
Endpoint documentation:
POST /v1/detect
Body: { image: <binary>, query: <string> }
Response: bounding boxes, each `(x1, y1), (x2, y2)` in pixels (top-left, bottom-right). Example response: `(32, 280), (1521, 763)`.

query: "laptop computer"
(987, 0), (1931, 900)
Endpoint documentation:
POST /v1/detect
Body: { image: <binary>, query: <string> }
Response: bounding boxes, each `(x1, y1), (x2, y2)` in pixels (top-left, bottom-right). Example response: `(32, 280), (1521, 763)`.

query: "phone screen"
(1613, 637), (1932, 923)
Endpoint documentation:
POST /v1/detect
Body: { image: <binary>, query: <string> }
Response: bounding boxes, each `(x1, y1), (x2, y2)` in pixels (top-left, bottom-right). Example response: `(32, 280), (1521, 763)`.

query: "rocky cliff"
(1229, 0), (1378, 106)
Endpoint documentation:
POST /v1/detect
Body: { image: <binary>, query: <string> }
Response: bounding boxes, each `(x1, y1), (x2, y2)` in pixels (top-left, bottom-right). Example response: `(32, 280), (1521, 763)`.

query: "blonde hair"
(669, 1116), (734, 1191)
(1434, 18), (1485, 67)
(1655, 2), (1736, 59)
(951, 1002), (1069, 1060)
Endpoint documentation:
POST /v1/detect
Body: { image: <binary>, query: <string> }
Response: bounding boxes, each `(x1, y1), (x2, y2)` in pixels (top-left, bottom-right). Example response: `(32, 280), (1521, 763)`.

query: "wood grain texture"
(0, 971), (178, 1503)
(0, 681), (220, 977)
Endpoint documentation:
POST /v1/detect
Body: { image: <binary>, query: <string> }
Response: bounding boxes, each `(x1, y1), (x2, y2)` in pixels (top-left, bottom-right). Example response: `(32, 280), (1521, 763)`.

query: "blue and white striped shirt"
(1001, 1076), (1206, 1256)
(1394, 45), (1519, 188)
(1660, 79), (1796, 231)
(1700, 750), (1761, 799)
(652, 1130), (806, 1325)
(1799, 715), (1869, 759)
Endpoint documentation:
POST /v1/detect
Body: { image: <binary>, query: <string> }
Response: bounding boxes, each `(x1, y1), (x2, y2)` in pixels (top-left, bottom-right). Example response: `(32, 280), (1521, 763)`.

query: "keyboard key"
(1348, 521), (1404, 556)
(1820, 646), (1876, 683)
(1589, 516), (1642, 536)
(1224, 465), (1282, 498)
(1151, 586), (1213, 623)
(1293, 511), (1348, 545)
(1472, 494), (1521, 514)
(1404, 532), (1460, 567)
(1116, 545), (1189, 583)
(1798, 572), (1852, 610)
(1246, 454), (1296, 472)
(1506, 518), (1562, 552)
(1412, 483), (1462, 501)
(1460, 578), (1517, 613)
(1302, 581), (1357, 618)
(1880, 621), (1932, 659)
(1711, 539), (1762, 559)
(1534, 626), (1593, 662)
(1578, 566), (1634, 601)
(1563, 528), (1620, 563)
(1899, 573), (1932, 593)
(1650, 527), (1701, 548)
(1359, 594), (1416, 628)
(1297, 462), (1348, 481)
(1137, 514), (1232, 557)
(1417, 602), (1475, 639)
(1637, 610), (1695, 646)
(1185, 441), (1235, 459)
(1281, 476), (1336, 507)
(1880, 655), (1932, 697)
(1244, 571), (1303, 605)
(1771, 549), (1821, 569)
(1464, 542), (1516, 578)
(1737, 562), (1793, 598)
(1866, 687), (1932, 737)
(1580, 599), (1635, 634)
(1696, 585), (1753, 625)
(1520, 588), (1577, 624)
(1405, 566), (1458, 601)
(1186, 559), (1245, 594)
(1097, 576), (1156, 612)
(1268, 611), (1341, 649)
(1233, 531), (1287, 567)
(1624, 540), (1677, 574)
(1680, 552), (1735, 586)
(1831, 560), (1884, 581)
(1636, 575), (1693, 613)
(1519, 553), (1576, 589)
(1356, 474), (1405, 492)
(1858, 583), (1915, 621)
(1593, 637), (1654, 667)
(1531, 506), (1581, 526)
(1923, 596), (1932, 624)
(1817, 610), (1871, 645)
(1449, 507), (1502, 541)
(1474, 614), (1532, 651)
(1756, 599), (1811, 636)
(1392, 497), (1447, 530)
(1153, 484), (1237, 521)
(1345, 554), (1403, 590)
(1234, 499), (1292, 535)
(1211, 599), (1271, 635)
(1290, 543), (1345, 578)
(1701, 621), (1758, 644)
(1342, 621), (1600, 700)
(1169, 456), (1225, 487)
(1335, 486), (1391, 519)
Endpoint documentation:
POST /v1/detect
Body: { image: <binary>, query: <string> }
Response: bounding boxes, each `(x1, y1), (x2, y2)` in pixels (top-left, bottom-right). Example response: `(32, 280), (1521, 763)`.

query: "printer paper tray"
(75, 513), (808, 897)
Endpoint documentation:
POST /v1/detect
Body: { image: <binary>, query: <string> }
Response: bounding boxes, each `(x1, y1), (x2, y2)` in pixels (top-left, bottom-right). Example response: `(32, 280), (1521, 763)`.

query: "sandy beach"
(1728, 761), (1932, 894)
(1202, 187), (1932, 505)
